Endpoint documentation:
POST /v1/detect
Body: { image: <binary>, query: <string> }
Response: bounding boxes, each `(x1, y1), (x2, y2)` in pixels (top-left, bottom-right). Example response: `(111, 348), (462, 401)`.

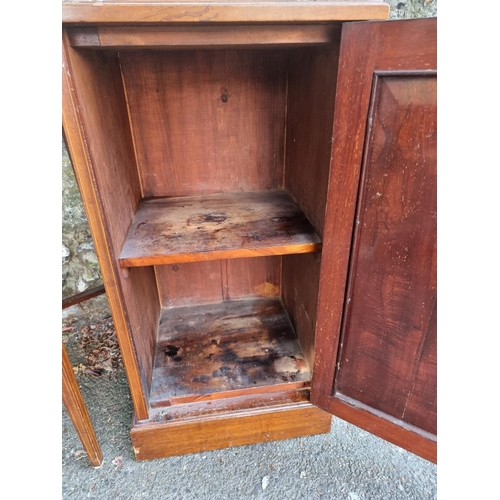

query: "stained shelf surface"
(149, 298), (311, 407)
(119, 190), (321, 267)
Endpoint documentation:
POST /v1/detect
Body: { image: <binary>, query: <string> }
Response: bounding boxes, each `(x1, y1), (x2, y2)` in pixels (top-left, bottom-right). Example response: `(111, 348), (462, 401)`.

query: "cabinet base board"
(130, 402), (332, 460)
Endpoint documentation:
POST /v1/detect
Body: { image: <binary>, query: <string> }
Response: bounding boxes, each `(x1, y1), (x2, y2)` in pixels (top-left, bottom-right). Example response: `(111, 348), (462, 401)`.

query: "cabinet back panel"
(156, 257), (281, 308)
(119, 49), (288, 197)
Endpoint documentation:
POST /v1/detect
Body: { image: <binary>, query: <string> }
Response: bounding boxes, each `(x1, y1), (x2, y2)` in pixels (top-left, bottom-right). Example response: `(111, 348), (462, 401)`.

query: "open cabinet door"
(311, 17), (437, 463)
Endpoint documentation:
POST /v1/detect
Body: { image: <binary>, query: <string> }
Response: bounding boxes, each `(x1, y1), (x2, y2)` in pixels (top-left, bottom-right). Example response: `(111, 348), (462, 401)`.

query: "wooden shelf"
(149, 298), (311, 408)
(119, 191), (321, 267)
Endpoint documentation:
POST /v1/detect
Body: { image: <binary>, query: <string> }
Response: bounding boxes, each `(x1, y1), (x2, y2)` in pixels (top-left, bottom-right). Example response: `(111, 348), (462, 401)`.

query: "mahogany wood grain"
(63, 31), (160, 420)
(119, 191), (321, 267)
(335, 74), (437, 430)
(281, 41), (341, 375)
(62, 2), (390, 25)
(402, 300), (437, 435)
(62, 344), (103, 468)
(119, 50), (287, 198)
(68, 24), (338, 49)
(284, 39), (341, 238)
(131, 401), (332, 460)
(282, 253), (321, 373)
(150, 298), (310, 407)
(311, 18), (437, 462)
(329, 395), (436, 463)
(312, 22), (380, 401)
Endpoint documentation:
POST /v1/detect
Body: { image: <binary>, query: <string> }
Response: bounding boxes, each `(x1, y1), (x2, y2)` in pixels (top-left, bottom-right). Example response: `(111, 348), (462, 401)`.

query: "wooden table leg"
(62, 343), (103, 468)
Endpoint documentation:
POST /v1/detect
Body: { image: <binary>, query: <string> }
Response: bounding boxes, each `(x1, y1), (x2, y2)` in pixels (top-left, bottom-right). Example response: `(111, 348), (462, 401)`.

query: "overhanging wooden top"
(62, 1), (390, 25)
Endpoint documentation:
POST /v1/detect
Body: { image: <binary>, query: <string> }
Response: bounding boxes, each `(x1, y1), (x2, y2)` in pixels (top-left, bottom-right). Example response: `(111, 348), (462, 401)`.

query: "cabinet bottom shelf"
(130, 297), (331, 460)
(150, 298), (311, 408)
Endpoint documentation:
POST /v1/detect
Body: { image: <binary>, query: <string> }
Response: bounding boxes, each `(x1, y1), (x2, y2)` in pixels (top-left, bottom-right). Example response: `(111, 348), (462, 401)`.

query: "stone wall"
(61, 0), (437, 319)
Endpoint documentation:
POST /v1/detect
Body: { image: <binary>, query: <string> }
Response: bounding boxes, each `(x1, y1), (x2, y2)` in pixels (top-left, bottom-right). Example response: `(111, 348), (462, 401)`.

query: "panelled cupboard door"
(311, 17), (437, 463)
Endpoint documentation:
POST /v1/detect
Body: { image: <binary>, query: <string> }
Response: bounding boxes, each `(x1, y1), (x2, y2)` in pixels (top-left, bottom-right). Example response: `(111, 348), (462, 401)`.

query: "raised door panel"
(312, 18), (437, 462)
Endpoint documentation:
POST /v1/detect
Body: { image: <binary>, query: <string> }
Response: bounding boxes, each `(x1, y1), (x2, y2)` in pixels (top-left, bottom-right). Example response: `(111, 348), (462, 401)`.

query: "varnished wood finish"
(284, 40), (341, 238)
(68, 24), (338, 49)
(336, 74), (437, 433)
(119, 191), (321, 267)
(62, 32), (159, 420)
(312, 18), (437, 462)
(281, 40), (341, 374)
(131, 402), (332, 460)
(119, 50), (287, 198)
(402, 302), (437, 433)
(62, 344), (103, 468)
(329, 396), (436, 463)
(62, 2), (390, 25)
(150, 298), (310, 407)
(282, 253), (321, 373)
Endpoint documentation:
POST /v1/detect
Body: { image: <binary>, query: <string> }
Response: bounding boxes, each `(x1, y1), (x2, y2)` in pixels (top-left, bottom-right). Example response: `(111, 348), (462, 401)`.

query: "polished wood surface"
(119, 49), (287, 198)
(328, 395), (436, 462)
(62, 344), (103, 468)
(119, 191), (321, 267)
(68, 24), (338, 49)
(131, 402), (332, 460)
(150, 298), (310, 407)
(336, 74), (437, 434)
(62, 1), (390, 25)
(281, 40), (341, 373)
(312, 17), (437, 463)
(284, 42), (340, 238)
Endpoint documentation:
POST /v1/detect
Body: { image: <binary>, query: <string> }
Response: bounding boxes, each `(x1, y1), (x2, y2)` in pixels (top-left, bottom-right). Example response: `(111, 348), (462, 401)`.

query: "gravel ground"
(62, 311), (437, 500)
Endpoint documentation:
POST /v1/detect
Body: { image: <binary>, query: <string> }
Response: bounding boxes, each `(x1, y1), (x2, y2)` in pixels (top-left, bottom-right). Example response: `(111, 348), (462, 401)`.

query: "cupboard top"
(62, 1), (389, 25)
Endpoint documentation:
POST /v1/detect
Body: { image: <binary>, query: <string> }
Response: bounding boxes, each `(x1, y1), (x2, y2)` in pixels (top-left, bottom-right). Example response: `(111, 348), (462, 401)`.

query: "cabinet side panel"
(63, 38), (160, 418)
(284, 39), (340, 238)
(282, 40), (340, 372)
(282, 253), (320, 372)
(119, 49), (287, 197)
(336, 75), (437, 433)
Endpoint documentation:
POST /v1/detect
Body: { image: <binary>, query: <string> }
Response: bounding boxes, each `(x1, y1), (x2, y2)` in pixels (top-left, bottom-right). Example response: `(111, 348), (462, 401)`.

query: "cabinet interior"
(66, 26), (341, 421)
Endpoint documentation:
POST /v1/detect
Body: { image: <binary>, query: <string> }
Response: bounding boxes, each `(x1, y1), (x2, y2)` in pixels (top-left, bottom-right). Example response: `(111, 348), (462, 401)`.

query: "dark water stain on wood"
(150, 298), (311, 406)
(119, 191), (321, 267)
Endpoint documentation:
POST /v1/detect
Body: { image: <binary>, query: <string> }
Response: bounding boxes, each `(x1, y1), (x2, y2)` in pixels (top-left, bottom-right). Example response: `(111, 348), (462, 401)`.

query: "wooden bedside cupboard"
(62, 1), (436, 463)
